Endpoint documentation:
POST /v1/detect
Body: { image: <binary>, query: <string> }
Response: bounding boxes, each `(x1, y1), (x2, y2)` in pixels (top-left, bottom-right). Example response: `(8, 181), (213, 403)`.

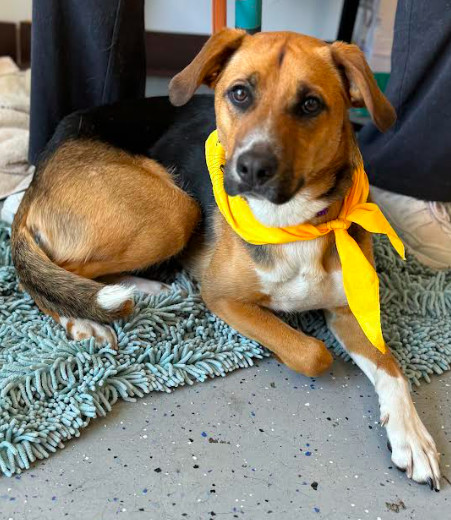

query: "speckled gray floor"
(1, 356), (450, 520)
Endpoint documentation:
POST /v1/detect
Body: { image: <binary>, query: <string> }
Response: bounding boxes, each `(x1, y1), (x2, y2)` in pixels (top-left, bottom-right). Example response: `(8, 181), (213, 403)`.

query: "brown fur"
(12, 140), (200, 321)
(325, 306), (401, 377)
(199, 217), (333, 375)
(330, 41), (396, 131)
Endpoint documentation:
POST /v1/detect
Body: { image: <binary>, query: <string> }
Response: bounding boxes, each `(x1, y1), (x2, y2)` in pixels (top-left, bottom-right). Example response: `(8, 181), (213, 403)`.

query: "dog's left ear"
(169, 28), (247, 107)
(330, 41), (396, 132)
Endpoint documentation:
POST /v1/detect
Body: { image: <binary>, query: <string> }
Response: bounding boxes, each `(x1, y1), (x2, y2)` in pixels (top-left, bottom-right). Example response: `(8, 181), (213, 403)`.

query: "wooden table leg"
(212, 0), (227, 33)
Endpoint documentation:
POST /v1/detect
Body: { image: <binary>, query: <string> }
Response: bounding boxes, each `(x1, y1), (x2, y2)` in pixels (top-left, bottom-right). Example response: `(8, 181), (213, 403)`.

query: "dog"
(11, 29), (440, 489)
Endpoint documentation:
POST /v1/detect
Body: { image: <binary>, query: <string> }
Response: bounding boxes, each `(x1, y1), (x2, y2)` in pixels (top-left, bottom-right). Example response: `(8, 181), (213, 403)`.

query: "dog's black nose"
(236, 145), (278, 186)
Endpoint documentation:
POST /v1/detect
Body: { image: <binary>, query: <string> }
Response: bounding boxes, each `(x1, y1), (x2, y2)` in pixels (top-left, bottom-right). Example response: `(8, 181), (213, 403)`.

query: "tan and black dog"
(11, 30), (440, 489)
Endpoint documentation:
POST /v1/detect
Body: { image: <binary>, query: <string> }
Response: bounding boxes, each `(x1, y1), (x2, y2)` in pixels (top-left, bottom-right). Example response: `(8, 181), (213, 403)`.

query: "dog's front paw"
(383, 404), (440, 490)
(280, 337), (333, 377)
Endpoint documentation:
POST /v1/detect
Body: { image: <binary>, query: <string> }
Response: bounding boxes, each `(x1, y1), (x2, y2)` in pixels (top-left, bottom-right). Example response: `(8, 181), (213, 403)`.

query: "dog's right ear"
(169, 28), (246, 107)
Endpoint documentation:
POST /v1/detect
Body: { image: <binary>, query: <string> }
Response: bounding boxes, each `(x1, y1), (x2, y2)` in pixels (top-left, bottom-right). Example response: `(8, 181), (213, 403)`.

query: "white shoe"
(1, 190), (25, 224)
(370, 186), (451, 269)
(0, 166), (34, 224)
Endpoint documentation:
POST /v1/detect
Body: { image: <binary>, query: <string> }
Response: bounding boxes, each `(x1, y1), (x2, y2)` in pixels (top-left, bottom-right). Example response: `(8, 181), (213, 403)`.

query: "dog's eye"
(301, 96), (322, 115)
(229, 85), (252, 109)
(231, 86), (248, 103)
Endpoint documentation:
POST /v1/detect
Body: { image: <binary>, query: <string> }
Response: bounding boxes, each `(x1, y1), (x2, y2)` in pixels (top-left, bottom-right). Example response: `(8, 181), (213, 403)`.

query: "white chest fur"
(256, 238), (347, 313)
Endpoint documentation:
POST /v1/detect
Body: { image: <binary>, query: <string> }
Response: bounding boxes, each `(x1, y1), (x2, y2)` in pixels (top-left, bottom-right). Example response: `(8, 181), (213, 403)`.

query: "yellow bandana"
(205, 129), (405, 353)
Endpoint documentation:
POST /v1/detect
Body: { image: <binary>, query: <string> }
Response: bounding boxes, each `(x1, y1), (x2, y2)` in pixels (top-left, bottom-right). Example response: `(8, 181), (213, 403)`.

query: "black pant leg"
(358, 0), (451, 202)
(29, 0), (145, 165)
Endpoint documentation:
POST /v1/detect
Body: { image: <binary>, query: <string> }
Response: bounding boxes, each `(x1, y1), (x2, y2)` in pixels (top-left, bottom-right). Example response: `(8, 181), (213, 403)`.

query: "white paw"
(338, 353), (441, 490)
(381, 391), (440, 490)
(115, 276), (170, 296)
(60, 317), (118, 349)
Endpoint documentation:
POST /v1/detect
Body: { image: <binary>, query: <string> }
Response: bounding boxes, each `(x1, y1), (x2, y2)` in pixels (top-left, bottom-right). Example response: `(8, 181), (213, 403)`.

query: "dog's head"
(170, 30), (395, 225)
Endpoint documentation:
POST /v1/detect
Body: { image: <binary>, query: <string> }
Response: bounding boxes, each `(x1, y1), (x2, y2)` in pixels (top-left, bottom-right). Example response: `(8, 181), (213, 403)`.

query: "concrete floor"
(1, 357), (450, 520)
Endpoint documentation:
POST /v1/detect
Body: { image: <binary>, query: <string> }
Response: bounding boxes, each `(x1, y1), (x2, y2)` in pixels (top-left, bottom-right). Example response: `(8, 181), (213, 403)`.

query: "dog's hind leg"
(53, 276), (170, 349)
(13, 140), (201, 349)
(325, 306), (441, 490)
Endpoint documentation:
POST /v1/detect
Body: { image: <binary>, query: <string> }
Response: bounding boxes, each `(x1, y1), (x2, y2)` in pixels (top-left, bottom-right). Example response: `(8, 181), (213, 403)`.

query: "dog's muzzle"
(236, 143), (278, 188)
(224, 143), (289, 202)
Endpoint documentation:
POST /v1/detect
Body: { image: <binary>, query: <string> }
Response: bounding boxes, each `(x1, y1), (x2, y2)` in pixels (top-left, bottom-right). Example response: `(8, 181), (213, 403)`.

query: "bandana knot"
(326, 219), (350, 231)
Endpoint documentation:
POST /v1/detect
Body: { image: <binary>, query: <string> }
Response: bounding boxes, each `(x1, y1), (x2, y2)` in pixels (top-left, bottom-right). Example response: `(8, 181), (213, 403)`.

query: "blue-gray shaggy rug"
(0, 223), (450, 477)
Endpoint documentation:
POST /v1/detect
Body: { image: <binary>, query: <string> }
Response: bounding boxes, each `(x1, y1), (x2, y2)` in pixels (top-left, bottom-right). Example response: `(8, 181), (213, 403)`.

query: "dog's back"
(36, 95), (217, 215)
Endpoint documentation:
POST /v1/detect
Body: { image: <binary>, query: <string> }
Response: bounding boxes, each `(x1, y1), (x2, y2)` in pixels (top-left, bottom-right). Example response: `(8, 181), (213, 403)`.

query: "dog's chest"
(256, 240), (347, 312)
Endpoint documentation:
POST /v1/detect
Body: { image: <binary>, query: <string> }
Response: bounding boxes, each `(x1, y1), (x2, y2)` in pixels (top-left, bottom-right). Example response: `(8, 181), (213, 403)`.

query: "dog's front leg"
(202, 294), (333, 377)
(326, 306), (441, 490)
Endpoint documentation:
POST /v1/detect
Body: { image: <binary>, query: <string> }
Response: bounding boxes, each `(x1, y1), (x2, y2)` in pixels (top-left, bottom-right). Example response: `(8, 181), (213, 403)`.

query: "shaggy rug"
(0, 223), (450, 477)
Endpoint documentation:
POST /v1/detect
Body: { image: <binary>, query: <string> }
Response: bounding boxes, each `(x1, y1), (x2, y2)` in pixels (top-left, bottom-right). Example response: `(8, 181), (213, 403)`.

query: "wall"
(260, 0), (343, 40)
(145, 0), (343, 40)
(0, 0), (343, 40)
(0, 0), (31, 22)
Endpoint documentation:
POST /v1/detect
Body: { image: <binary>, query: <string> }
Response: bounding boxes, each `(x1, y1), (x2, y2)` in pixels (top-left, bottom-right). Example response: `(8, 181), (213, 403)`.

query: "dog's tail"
(11, 212), (134, 323)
